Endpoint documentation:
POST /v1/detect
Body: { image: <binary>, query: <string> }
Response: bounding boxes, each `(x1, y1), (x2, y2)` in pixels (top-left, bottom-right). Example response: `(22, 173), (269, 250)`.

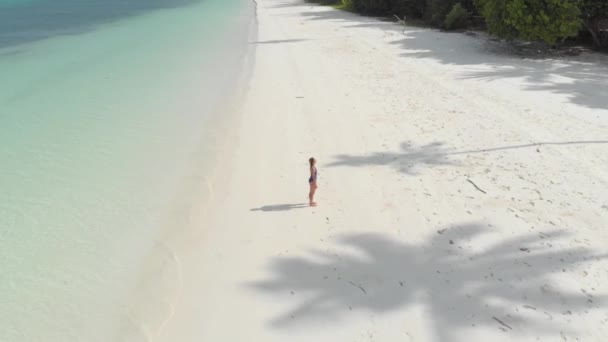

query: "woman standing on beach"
(308, 157), (318, 207)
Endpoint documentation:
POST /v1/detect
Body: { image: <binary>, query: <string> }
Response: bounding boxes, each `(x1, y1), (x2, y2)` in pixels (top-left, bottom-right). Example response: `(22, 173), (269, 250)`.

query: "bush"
(508, 0), (581, 43)
(474, 0), (517, 37)
(341, 0), (354, 10)
(348, 0), (425, 17)
(306, 0), (342, 5)
(390, 0), (426, 18)
(444, 3), (471, 30)
(425, 0), (458, 26)
(349, 0), (392, 14)
(475, 0), (582, 44)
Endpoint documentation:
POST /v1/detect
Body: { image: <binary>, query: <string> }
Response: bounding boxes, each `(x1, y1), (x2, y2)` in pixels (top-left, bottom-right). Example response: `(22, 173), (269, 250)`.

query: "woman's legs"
(309, 183), (317, 206)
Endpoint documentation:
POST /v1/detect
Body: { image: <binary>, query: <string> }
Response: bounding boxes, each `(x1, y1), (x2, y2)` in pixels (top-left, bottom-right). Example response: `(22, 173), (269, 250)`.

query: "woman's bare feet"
(310, 202), (317, 207)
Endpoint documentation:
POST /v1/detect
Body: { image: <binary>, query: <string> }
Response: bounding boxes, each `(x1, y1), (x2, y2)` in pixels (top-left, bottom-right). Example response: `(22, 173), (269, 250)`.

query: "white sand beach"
(157, 0), (608, 341)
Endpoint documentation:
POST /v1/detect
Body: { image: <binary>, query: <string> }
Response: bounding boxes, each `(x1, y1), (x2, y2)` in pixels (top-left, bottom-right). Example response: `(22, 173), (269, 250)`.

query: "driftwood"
(467, 179), (487, 194)
(348, 281), (367, 294)
(393, 15), (406, 26)
(393, 15), (407, 34)
(492, 316), (513, 330)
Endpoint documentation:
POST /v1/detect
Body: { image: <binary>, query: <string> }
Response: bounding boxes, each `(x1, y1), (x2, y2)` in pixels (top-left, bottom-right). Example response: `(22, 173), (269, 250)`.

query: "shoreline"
(120, 1), (260, 340)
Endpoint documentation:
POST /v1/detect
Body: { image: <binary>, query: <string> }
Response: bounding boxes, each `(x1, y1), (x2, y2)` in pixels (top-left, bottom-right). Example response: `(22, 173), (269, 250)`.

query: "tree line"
(311, 0), (608, 51)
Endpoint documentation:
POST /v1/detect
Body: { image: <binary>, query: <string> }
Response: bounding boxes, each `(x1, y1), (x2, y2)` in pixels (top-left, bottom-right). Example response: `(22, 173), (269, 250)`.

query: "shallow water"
(0, 0), (254, 340)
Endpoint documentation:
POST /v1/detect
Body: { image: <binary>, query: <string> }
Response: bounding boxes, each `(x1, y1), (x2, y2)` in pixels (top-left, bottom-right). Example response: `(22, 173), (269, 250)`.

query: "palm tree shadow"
(327, 140), (608, 175)
(327, 141), (456, 175)
(248, 224), (606, 341)
(251, 203), (309, 212)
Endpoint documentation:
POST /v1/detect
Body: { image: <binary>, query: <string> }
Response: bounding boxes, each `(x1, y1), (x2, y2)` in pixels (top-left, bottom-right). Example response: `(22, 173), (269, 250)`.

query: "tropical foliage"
(311, 0), (608, 50)
(475, 0), (581, 44)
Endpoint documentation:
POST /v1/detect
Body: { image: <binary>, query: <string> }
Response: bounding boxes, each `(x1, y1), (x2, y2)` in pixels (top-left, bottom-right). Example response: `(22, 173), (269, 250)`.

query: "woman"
(308, 157), (318, 207)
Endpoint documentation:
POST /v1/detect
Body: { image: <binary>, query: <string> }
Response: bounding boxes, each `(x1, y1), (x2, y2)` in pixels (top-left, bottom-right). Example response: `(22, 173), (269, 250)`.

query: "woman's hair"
(309, 157), (315, 167)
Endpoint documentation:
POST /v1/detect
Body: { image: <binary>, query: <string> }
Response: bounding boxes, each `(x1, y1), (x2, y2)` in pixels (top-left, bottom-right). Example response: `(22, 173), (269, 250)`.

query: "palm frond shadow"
(249, 224), (606, 340)
(327, 142), (455, 175)
(326, 140), (608, 174)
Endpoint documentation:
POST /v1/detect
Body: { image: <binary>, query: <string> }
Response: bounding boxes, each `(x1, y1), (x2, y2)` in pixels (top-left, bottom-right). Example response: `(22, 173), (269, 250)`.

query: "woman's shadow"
(250, 203), (309, 212)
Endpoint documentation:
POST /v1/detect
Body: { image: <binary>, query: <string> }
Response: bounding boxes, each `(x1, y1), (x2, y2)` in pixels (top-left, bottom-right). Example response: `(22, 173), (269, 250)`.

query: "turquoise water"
(0, 0), (254, 341)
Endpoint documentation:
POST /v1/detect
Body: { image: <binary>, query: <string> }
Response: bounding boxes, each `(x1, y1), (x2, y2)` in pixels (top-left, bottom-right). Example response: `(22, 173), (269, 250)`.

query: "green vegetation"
(334, 0), (354, 10)
(348, 0), (391, 14)
(426, 0), (460, 27)
(475, 0), (581, 44)
(307, 0), (608, 51)
(444, 3), (471, 30)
